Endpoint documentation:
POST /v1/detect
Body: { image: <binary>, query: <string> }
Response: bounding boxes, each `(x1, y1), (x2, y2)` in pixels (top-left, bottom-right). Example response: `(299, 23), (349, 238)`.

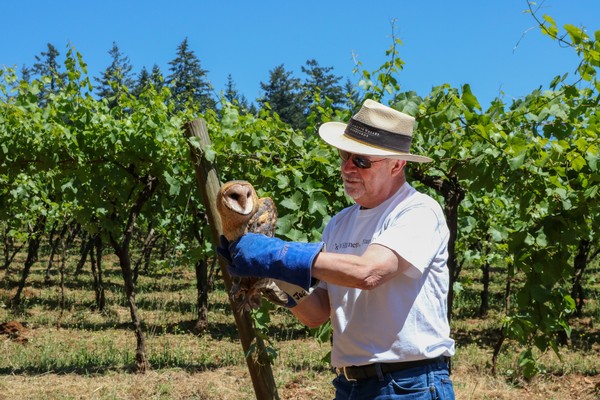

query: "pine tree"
(31, 43), (66, 104)
(133, 64), (163, 97)
(150, 65), (164, 91)
(301, 59), (344, 109)
(224, 74), (238, 103)
(167, 38), (215, 112)
(343, 79), (362, 113)
(259, 64), (306, 129)
(132, 67), (150, 98)
(223, 74), (250, 111)
(94, 42), (135, 105)
(20, 65), (32, 83)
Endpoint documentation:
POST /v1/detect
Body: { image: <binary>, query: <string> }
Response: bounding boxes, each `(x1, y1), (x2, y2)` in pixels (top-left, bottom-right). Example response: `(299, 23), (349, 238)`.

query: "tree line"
(17, 38), (360, 130)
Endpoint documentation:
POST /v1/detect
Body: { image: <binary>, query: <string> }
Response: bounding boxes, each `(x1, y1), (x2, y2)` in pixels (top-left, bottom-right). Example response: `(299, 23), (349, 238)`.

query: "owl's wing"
(248, 197), (277, 237)
(231, 277), (289, 311)
(260, 280), (290, 307)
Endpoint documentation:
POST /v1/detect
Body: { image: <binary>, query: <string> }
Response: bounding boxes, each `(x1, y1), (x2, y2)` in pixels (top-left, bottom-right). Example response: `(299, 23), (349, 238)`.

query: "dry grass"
(0, 355), (598, 399)
(0, 253), (599, 399)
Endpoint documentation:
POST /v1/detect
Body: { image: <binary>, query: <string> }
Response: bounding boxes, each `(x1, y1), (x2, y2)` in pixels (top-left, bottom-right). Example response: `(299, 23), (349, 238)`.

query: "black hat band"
(343, 118), (413, 153)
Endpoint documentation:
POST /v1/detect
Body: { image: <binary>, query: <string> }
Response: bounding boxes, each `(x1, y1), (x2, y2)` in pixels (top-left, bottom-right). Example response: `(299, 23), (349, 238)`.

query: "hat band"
(344, 118), (412, 153)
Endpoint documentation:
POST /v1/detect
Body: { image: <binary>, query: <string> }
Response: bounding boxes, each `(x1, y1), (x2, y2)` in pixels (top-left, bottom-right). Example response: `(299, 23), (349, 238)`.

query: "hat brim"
(319, 122), (432, 163)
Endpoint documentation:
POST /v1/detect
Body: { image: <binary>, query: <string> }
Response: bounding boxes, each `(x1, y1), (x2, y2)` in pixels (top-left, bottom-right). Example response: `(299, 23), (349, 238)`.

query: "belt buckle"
(341, 366), (357, 382)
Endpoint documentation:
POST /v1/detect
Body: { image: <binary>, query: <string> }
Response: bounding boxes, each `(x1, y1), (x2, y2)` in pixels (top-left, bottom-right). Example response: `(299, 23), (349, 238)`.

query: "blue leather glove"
(227, 233), (323, 290)
(217, 235), (233, 263)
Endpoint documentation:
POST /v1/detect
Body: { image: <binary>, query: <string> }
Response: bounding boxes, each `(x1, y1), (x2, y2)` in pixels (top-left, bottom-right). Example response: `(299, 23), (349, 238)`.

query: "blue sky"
(2, 1), (599, 107)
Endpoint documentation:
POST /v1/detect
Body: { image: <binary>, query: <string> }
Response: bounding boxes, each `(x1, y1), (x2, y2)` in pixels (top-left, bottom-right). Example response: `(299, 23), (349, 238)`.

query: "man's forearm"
(312, 244), (408, 290)
(290, 287), (330, 328)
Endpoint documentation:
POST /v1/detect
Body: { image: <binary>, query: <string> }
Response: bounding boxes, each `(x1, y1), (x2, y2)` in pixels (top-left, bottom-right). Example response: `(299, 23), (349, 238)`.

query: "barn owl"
(217, 180), (289, 311)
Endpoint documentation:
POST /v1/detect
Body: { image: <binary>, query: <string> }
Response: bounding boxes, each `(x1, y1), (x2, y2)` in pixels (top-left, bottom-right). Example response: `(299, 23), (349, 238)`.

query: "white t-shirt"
(321, 182), (455, 367)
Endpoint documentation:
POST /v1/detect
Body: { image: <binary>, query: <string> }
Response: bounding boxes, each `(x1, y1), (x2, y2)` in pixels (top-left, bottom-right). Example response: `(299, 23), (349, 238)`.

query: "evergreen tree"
(167, 38), (215, 112)
(133, 64), (163, 97)
(31, 43), (66, 104)
(224, 74), (250, 111)
(246, 102), (259, 115)
(343, 78), (362, 113)
(150, 65), (164, 90)
(20, 65), (32, 83)
(224, 74), (238, 103)
(94, 42), (135, 105)
(259, 64), (306, 129)
(301, 59), (344, 109)
(134, 67), (151, 96)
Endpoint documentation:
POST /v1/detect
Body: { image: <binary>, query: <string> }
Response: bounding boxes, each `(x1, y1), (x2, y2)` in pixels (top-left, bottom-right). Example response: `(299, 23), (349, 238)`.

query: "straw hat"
(318, 99), (432, 163)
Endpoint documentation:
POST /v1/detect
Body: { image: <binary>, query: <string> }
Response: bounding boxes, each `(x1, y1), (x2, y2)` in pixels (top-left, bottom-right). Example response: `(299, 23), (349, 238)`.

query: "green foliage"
(208, 102), (346, 242)
(247, 302), (279, 364)
(354, 28), (405, 102)
(1, 8), (599, 381)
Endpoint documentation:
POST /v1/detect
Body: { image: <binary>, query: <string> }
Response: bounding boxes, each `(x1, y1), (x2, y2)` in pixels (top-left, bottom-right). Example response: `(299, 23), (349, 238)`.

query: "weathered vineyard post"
(184, 118), (280, 400)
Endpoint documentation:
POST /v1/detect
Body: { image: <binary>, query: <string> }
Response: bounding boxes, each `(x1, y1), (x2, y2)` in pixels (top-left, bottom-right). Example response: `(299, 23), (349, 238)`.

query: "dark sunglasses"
(338, 150), (386, 169)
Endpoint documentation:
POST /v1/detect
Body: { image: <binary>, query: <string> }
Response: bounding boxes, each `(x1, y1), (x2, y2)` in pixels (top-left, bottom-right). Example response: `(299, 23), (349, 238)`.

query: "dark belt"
(335, 356), (448, 381)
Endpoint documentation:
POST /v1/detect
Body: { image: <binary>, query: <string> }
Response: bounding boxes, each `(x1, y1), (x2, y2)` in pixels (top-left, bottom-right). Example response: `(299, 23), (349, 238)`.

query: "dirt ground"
(0, 321), (29, 344)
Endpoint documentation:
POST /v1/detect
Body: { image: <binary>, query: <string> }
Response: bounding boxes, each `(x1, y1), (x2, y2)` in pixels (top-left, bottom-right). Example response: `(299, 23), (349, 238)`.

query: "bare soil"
(0, 320), (29, 344)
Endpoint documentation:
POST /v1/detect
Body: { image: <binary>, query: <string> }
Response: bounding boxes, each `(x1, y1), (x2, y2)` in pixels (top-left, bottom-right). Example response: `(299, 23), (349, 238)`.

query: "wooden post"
(184, 118), (280, 400)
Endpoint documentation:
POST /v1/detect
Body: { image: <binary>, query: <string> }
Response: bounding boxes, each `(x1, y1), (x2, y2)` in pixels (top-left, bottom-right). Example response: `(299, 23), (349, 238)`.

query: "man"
(223, 99), (456, 399)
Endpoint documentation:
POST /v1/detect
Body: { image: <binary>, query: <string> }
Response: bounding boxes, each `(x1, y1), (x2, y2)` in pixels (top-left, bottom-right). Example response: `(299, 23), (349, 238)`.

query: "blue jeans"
(332, 358), (455, 400)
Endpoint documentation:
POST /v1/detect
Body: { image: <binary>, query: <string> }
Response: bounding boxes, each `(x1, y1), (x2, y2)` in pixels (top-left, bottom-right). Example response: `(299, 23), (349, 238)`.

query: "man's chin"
(343, 186), (363, 202)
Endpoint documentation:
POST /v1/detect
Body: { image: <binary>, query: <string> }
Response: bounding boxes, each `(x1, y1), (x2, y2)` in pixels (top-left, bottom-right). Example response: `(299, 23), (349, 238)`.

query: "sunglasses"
(338, 150), (386, 169)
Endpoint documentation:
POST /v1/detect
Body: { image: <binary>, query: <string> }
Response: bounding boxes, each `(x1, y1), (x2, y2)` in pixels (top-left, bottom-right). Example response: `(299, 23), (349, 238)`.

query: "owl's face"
(217, 181), (258, 216)
(217, 180), (260, 240)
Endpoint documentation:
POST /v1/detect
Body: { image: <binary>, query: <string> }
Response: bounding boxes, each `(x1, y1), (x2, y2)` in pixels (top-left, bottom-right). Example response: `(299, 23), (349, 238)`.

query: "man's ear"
(391, 159), (407, 176)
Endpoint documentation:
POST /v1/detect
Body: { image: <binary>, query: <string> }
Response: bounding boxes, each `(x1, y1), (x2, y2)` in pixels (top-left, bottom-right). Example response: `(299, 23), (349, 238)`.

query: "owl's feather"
(217, 180), (288, 311)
